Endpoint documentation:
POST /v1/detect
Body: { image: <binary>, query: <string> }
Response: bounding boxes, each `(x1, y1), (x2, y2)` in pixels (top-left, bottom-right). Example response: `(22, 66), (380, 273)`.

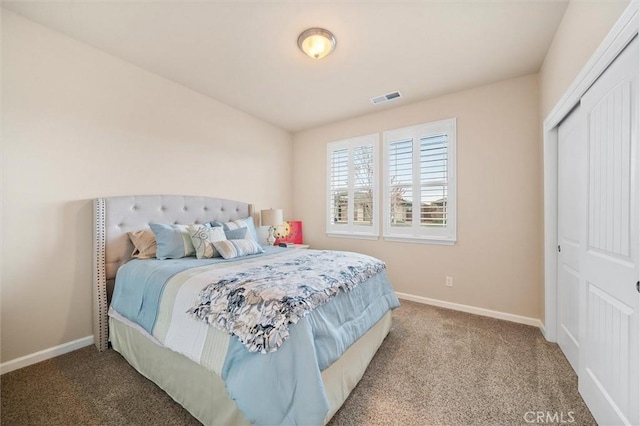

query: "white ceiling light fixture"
(297, 28), (336, 60)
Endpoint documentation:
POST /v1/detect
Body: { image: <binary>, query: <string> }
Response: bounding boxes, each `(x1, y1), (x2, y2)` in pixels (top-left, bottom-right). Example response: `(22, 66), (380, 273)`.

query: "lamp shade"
(261, 209), (283, 227)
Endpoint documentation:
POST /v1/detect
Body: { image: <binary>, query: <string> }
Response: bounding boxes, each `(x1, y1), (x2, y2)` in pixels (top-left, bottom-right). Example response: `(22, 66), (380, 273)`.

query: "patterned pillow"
(149, 223), (196, 260)
(188, 224), (227, 259)
(212, 239), (264, 259)
(127, 229), (157, 259)
(210, 217), (259, 243)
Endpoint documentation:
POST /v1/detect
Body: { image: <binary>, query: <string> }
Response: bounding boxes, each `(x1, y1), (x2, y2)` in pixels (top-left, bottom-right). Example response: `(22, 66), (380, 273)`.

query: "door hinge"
(637, 281), (639, 293)
(558, 245), (561, 253)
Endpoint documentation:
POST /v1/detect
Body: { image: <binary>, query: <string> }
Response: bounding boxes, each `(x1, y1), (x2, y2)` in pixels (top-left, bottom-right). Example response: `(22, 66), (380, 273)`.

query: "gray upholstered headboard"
(93, 195), (254, 351)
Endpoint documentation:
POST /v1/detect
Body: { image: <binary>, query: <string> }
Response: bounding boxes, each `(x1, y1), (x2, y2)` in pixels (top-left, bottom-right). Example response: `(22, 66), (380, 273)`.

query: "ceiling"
(2, 1), (569, 132)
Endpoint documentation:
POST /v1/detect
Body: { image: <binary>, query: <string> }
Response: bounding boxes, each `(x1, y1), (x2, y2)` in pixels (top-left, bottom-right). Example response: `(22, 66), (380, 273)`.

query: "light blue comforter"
(111, 248), (399, 425)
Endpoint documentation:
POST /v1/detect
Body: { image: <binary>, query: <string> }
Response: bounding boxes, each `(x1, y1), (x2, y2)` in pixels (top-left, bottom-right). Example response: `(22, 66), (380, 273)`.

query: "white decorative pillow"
(188, 225), (227, 259)
(212, 239), (264, 260)
(127, 229), (157, 259)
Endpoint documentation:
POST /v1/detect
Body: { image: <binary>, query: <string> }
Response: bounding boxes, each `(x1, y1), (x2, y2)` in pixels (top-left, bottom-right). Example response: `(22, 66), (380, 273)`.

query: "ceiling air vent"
(370, 91), (402, 105)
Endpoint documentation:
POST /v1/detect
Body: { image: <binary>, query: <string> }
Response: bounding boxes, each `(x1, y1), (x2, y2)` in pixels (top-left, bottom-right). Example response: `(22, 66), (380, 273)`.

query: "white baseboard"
(396, 292), (544, 331)
(538, 322), (548, 340)
(1, 335), (94, 375)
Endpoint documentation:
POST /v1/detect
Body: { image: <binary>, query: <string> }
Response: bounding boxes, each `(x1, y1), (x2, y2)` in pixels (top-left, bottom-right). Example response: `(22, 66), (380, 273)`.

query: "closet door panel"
(579, 36), (639, 426)
(557, 106), (583, 373)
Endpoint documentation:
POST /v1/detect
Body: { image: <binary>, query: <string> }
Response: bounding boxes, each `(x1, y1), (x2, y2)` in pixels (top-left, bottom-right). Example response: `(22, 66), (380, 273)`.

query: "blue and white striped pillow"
(212, 239), (264, 259)
(210, 217), (259, 243)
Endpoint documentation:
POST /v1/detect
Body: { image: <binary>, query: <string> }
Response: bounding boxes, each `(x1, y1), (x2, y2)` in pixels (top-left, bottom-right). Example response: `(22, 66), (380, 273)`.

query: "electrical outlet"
(445, 276), (453, 287)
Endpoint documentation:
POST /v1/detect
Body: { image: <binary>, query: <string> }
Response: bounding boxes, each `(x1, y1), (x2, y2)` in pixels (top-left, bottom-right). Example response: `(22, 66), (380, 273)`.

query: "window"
(383, 118), (456, 244)
(327, 134), (379, 239)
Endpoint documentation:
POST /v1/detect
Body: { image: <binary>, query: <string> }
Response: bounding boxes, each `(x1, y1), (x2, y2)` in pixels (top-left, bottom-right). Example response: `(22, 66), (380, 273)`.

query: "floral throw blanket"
(188, 250), (386, 353)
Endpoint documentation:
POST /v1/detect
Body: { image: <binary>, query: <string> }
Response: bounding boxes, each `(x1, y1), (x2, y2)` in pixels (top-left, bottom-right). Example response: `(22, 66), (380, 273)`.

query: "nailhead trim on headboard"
(93, 198), (109, 351)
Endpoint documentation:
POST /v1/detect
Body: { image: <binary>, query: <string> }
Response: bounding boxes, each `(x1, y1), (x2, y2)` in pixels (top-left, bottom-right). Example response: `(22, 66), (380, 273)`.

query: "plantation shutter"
(388, 139), (413, 227)
(327, 134), (379, 238)
(329, 148), (349, 225)
(420, 134), (448, 227)
(383, 118), (456, 244)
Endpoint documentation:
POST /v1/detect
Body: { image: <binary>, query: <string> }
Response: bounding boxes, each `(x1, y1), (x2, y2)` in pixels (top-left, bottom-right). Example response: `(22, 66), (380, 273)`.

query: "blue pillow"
(149, 223), (196, 260)
(210, 217), (259, 243)
(224, 227), (248, 240)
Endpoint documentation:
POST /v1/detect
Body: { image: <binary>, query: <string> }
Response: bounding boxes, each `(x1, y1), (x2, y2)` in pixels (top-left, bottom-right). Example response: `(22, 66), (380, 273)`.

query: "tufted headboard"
(93, 195), (254, 351)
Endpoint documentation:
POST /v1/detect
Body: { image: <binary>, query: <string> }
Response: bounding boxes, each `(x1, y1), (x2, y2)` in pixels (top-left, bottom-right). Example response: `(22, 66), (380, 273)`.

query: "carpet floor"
(1, 301), (595, 425)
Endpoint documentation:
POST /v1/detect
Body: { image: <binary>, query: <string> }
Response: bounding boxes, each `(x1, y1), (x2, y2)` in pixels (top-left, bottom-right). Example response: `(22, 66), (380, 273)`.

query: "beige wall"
(3, 1), (632, 365)
(540, 0), (630, 119)
(293, 74), (542, 319)
(1, 11), (293, 363)
(538, 0), (629, 322)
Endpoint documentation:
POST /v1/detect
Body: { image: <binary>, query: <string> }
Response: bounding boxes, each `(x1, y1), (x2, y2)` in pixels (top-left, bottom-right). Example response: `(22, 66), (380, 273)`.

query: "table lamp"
(261, 209), (283, 246)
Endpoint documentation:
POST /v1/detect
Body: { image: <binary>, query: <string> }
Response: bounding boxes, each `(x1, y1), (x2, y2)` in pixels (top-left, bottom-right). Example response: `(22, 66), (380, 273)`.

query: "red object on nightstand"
(274, 221), (303, 245)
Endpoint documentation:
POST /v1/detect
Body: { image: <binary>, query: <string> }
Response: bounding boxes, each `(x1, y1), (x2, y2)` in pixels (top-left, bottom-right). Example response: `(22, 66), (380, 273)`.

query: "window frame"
(326, 133), (379, 240)
(382, 118), (457, 245)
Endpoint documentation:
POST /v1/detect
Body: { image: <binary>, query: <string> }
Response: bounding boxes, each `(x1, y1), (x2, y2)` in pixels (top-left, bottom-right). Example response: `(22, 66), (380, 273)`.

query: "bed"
(93, 195), (399, 425)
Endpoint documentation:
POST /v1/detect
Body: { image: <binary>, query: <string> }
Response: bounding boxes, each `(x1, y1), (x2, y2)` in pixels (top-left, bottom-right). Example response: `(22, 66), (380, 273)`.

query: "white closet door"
(557, 106), (583, 373)
(579, 36), (639, 426)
